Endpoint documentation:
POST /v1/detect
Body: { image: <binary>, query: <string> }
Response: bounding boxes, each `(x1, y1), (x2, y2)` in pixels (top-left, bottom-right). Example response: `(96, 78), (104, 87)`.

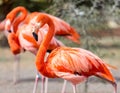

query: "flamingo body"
(37, 47), (115, 85)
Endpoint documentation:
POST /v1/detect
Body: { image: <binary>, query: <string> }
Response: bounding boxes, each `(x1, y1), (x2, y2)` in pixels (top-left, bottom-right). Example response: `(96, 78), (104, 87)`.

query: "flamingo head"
(31, 22), (41, 41)
(5, 19), (13, 33)
(32, 14), (52, 42)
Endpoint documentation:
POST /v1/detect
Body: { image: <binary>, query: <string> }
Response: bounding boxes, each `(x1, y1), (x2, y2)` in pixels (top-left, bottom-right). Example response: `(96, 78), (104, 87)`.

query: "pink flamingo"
(23, 12), (80, 44)
(32, 13), (117, 93)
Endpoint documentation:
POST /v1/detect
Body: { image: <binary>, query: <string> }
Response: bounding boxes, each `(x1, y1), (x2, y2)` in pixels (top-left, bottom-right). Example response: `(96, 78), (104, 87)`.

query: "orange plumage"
(6, 6), (27, 33)
(33, 13), (117, 93)
(46, 47), (115, 83)
(8, 33), (21, 54)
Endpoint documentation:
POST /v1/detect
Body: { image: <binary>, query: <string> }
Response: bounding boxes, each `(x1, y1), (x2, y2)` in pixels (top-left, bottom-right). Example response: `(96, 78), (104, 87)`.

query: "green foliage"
(13, 0), (52, 12)
(0, 0), (52, 20)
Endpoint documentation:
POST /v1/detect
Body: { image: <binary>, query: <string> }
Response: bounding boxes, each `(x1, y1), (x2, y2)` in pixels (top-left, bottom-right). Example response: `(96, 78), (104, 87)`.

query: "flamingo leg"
(96, 75), (117, 93)
(33, 73), (41, 93)
(13, 54), (20, 84)
(72, 84), (76, 93)
(41, 75), (45, 93)
(44, 52), (49, 93)
(33, 74), (48, 93)
(44, 77), (48, 93)
(84, 79), (88, 93)
(61, 80), (67, 93)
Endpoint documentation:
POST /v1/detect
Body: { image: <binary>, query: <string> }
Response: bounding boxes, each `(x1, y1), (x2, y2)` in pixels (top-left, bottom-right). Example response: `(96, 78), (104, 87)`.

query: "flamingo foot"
(113, 82), (117, 93)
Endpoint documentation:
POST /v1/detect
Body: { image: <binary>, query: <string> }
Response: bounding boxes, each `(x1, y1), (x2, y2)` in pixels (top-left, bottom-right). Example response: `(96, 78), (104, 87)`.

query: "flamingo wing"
(46, 13), (80, 44)
(46, 47), (116, 85)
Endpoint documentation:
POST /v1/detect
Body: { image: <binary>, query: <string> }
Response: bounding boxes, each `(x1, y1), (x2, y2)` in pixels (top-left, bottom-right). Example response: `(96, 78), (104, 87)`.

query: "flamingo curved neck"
(6, 6), (27, 33)
(35, 15), (55, 76)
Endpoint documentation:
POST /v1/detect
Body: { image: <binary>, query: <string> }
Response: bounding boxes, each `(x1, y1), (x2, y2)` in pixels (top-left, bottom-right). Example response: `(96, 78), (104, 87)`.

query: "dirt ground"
(0, 48), (120, 93)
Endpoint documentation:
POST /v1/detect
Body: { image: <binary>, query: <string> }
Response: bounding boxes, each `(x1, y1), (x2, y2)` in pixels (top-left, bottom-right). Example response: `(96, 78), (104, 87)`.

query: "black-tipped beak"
(8, 30), (11, 33)
(32, 32), (38, 41)
(47, 50), (52, 53)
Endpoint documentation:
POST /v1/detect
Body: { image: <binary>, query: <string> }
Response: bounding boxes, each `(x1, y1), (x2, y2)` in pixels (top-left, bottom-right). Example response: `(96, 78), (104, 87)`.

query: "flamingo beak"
(32, 32), (38, 41)
(5, 19), (13, 33)
(8, 30), (12, 33)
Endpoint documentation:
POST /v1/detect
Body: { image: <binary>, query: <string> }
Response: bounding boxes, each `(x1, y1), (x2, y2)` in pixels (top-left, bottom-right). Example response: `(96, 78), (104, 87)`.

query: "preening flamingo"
(24, 12), (80, 44)
(32, 14), (117, 93)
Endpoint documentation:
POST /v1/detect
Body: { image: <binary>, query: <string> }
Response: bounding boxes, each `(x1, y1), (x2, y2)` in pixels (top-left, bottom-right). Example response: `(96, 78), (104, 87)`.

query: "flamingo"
(32, 13), (117, 93)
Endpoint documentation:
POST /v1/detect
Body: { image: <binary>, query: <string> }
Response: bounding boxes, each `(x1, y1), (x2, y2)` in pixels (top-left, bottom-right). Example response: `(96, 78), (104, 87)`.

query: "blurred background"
(0, 0), (120, 93)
